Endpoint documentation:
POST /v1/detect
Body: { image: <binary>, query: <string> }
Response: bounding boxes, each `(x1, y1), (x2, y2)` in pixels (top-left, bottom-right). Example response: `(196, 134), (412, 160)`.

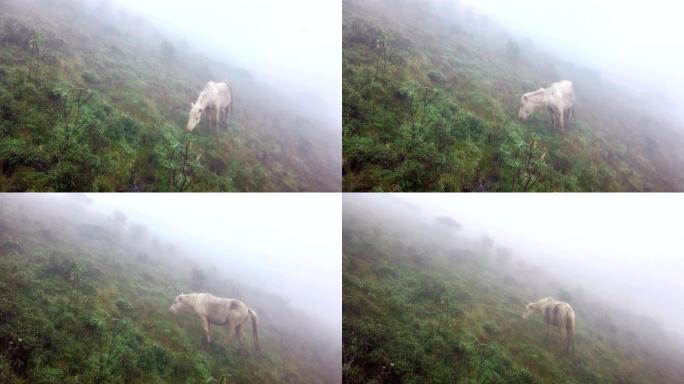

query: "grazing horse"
(522, 297), (575, 353)
(186, 81), (234, 132)
(169, 293), (259, 351)
(518, 80), (576, 130)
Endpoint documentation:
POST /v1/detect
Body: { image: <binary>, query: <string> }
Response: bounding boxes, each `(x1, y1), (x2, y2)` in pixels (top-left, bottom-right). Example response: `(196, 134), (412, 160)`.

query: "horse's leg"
(545, 323), (550, 341)
(201, 316), (212, 343)
(224, 322), (235, 346)
(236, 323), (245, 353)
(216, 108), (221, 131)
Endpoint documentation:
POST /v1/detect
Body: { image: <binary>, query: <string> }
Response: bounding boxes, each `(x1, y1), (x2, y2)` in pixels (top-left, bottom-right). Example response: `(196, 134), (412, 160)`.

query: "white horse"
(186, 81), (234, 132)
(169, 293), (259, 351)
(522, 297), (576, 353)
(518, 80), (576, 130)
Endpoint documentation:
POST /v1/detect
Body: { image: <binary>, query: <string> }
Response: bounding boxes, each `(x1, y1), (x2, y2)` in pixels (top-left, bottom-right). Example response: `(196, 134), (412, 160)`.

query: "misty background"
(114, 0), (341, 125)
(85, 193), (342, 333)
(460, 0), (684, 124)
(346, 193), (684, 340)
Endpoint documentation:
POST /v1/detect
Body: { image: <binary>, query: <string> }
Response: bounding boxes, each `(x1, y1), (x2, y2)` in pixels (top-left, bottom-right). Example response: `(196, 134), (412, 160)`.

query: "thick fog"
(460, 0), (684, 122)
(84, 193), (341, 333)
(113, 0), (341, 125)
(348, 194), (684, 339)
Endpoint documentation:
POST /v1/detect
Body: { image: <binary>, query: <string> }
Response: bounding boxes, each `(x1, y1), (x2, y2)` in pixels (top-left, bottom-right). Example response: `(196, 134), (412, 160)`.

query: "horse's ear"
(522, 95), (528, 102)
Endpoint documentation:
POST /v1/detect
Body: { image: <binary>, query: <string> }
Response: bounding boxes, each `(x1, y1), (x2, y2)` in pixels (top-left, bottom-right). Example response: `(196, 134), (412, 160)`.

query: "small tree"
(479, 234), (494, 257)
(28, 31), (45, 78)
(160, 39), (175, 62)
(495, 247), (512, 264)
(506, 39), (520, 62)
(69, 263), (84, 302)
(190, 267), (206, 291)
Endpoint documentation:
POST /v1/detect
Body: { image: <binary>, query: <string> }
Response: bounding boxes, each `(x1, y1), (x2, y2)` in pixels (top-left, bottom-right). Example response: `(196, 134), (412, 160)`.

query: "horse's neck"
(528, 90), (548, 109)
(186, 294), (200, 310)
(195, 92), (210, 108)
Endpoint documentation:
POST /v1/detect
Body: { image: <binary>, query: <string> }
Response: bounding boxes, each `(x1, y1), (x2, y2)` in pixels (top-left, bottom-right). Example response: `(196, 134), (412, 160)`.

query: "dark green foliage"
(342, 0), (684, 191)
(482, 322), (500, 335)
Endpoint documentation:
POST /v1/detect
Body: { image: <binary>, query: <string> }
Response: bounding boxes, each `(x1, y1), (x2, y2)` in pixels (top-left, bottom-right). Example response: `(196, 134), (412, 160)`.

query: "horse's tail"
(248, 308), (260, 351)
(566, 308), (576, 353)
(227, 81), (234, 115)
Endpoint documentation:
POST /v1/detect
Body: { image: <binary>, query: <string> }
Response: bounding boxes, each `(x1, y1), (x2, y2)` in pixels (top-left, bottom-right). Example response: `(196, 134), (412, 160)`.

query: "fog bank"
(461, 0), (684, 122)
(114, 0), (341, 124)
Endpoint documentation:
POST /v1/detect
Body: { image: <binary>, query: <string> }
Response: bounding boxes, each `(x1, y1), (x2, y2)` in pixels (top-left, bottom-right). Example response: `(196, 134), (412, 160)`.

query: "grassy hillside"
(342, 0), (684, 191)
(0, 195), (340, 383)
(342, 197), (684, 383)
(0, 0), (340, 191)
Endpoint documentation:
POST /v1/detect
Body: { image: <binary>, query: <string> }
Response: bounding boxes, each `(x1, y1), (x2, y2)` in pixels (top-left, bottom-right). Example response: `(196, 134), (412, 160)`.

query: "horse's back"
(203, 82), (231, 107)
(202, 294), (247, 324)
(552, 80), (575, 106)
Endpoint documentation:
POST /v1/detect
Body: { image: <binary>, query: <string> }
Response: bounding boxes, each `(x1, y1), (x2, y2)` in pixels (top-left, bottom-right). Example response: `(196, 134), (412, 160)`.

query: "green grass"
(0, 196), (339, 383)
(0, 0), (339, 191)
(342, 201), (684, 383)
(342, 0), (684, 191)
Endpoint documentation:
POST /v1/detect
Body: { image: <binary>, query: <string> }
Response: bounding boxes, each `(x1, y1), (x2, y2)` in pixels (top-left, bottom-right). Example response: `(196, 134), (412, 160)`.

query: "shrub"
(31, 365), (62, 384)
(415, 278), (446, 302)
(81, 70), (100, 85)
(482, 322), (500, 335)
(427, 70), (446, 84)
(115, 299), (133, 312)
(138, 343), (170, 376)
(1, 18), (33, 48)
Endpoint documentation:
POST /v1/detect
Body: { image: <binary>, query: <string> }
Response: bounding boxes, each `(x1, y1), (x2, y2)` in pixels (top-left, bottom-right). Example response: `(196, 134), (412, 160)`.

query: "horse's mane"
(524, 88), (546, 100)
(183, 293), (199, 307)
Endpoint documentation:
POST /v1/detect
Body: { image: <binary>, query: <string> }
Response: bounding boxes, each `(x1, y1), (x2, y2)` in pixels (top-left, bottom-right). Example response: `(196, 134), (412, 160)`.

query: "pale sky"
(113, 0), (342, 123)
(460, 0), (684, 117)
(86, 193), (342, 332)
(384, 193), (684, 336)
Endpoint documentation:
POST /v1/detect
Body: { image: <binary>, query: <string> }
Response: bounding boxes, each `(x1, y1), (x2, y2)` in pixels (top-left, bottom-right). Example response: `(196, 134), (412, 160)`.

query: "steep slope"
(342, 0), (684, 191)
(0, 196), (340, 383)
(342, 198), (684, 383)
(0, 0), (340, 191)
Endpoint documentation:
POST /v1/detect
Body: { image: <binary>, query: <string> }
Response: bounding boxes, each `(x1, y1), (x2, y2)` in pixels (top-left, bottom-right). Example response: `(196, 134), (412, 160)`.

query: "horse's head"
(522, 303), (534, 319)
(518, 89), (544, 121)
(169, 294), (189, 314)
(518, 94), (533, 121)
(186, 102), (203, 132)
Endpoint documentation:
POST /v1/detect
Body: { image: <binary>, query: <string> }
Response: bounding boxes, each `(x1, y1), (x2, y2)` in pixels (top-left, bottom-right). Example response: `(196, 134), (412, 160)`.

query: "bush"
(138, 343), (170, 375)
(1, 19), (33, 48)
(415, 278), (446, 302)
(482, 322), (500, 335)
(31, 365), (62, 384)
(115, 299), (133, 312)
(81, 70), (100, 85)
(427, 70), (446, 83)
(509, 367), (542, 384)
